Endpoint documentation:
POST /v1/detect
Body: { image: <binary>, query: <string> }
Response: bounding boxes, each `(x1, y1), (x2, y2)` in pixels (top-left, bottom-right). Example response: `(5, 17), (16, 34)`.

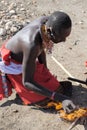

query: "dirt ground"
(0, 0), (87, 130)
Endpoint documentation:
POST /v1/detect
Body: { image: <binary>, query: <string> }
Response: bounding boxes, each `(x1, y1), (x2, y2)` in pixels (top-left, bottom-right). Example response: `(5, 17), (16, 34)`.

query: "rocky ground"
(0, 0), (87, 130)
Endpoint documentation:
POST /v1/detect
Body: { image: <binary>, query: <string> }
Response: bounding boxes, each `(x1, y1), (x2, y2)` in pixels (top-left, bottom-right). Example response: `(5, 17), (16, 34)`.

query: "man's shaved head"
(46, 11), (72, 32)
(46, 11), (72, 43)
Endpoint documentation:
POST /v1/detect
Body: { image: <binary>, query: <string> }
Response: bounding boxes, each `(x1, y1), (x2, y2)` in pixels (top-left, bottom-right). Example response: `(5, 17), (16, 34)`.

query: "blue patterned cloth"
(0, 56), (8, 98)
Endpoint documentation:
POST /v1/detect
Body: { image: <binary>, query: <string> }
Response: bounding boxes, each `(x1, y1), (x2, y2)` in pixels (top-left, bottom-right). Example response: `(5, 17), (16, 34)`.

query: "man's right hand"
(62, 99), (76, 113)
(53, 92), (76, 113)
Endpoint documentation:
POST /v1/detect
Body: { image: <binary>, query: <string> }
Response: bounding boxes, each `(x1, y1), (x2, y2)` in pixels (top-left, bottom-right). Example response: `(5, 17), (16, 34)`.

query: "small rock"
(11, 26), (18, 32)
(20, 8), (25, 11)
(9, 10), (16, 15)
(5, 21), (13, 30)
(11, 15), (18, 19)
(8, 3), (17, 10)
(0, 28), (6, 36)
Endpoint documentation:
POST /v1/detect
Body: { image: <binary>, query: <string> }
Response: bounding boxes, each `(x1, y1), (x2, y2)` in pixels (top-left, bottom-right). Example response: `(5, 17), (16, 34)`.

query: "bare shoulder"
(5, 16), (45, 53)
(6, 27), (33, 53)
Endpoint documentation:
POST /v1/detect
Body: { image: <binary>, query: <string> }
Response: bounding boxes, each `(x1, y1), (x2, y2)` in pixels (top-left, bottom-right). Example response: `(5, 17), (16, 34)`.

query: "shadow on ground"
(72, 84), (87, 108)
(1, 84), (87, 108)
(0, 84), (87, 129)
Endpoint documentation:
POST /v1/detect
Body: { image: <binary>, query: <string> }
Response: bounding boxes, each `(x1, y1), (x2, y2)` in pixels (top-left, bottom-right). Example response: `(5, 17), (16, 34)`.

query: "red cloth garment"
(85, 61), (87, 67)
(0, 42), (60, 104)
(0, 42), (11, 65)
(7, 63), (60, 104)
(0, 42), (21, 65)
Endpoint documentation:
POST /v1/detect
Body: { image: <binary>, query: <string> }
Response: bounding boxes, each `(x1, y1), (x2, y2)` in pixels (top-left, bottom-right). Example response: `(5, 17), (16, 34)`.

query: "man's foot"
(14, 94), (23, 105)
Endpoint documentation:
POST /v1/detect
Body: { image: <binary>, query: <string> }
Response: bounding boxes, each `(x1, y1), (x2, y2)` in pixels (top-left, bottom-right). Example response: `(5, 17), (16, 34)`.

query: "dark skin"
(6, 22), (76, 113)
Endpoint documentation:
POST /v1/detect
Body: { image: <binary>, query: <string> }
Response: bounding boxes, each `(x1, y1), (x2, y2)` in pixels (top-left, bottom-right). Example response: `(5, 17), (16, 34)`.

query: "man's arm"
(22, 44), (53, 98)
(22, 43), (76, 113)
(22, 44), (69, 101)
(38, 50), (47, 68)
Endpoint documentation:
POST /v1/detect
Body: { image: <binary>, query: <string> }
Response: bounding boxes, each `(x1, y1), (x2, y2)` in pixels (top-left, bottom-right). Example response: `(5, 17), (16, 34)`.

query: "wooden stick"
(68, 77), (87, 85)
(67, 118), (80, 130)
(51, 56), (80, 85)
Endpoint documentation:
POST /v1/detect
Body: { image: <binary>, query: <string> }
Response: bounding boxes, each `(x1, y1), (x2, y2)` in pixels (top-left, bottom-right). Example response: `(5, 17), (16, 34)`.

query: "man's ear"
(46, 27), (54, 39)
(46, 28), (52, 35)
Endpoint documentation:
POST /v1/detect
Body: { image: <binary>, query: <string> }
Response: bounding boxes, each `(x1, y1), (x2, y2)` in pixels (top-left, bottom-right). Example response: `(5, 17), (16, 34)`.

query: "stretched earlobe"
(47, 28), (52, 35)
(47, 28), (55, 40)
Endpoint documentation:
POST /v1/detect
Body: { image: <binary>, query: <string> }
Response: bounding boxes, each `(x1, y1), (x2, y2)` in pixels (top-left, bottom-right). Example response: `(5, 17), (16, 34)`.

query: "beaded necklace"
(41, 25), (54, 54)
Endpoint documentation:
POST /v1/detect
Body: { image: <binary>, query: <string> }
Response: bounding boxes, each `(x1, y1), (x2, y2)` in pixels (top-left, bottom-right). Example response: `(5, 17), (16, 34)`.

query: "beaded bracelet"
(51, 92), (56, 100)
